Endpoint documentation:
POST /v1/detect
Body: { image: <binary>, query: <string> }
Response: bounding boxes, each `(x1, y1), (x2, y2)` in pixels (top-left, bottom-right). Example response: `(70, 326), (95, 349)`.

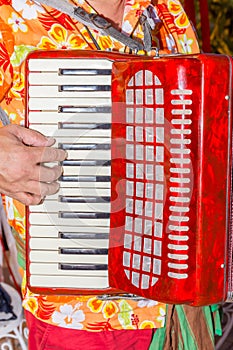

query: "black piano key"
(58, 106), (111, 113)
(59, 143), (111, 150)
(59, 85), (111, 92)
(59, 196), (110, 203)
(60, 175), (111, 182)
(59, 232), (109, 239)
(59, 263), (108, 270)
(59, 212), (110, 219)
(62, 160), (110, 166)
(58, 123), (111, 129)
(59, 68), (112, 75)
(59, 248), (108, 255)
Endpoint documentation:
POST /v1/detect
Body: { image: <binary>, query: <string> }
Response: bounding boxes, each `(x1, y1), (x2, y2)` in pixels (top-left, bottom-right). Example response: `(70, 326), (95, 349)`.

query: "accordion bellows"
(25, 50), (233, 306)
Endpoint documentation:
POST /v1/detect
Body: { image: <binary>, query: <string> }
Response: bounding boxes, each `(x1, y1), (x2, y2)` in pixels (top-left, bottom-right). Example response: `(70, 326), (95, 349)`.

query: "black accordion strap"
(35, 0), (147, 52)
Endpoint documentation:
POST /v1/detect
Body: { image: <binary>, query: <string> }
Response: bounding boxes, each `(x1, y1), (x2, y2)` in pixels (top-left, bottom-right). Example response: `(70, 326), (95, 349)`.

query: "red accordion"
(25, 50), (233, 306)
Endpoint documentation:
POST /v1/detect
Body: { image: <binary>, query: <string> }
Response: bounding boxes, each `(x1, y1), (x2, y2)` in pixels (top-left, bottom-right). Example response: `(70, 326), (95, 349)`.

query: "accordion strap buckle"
(89, 13), (112, 30)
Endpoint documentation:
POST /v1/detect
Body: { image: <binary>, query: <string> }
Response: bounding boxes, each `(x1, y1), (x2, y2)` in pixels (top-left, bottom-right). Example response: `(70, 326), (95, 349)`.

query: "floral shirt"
(0, 0), (199, 331)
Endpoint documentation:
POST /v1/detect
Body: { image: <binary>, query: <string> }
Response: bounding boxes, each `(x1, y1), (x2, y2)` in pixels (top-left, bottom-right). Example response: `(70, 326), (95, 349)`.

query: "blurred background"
(183, 0), (233, 55)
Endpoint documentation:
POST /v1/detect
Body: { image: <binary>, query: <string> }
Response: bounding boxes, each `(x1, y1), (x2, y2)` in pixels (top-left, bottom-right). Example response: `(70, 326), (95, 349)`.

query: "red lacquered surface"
(109, 54), (233, 306)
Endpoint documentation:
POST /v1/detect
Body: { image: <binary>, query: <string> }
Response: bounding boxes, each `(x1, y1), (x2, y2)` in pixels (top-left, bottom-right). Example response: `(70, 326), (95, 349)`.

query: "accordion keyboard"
(27, 58), (114, 290)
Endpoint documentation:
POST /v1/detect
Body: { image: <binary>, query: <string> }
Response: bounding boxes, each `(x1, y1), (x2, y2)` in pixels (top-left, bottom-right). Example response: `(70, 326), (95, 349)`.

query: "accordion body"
(25, 50), (233, 306)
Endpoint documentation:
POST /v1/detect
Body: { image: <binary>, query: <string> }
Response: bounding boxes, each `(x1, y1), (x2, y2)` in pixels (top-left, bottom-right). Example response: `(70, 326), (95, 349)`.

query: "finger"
(8, 125), (56, 147)
(32, 147), (67, 164)
(8, 178), (60, 198)
(39, 181), (60, 197)
(8, 191), (44, 206)
(26, 180), (60, 197)
(33, 164), (63, 183)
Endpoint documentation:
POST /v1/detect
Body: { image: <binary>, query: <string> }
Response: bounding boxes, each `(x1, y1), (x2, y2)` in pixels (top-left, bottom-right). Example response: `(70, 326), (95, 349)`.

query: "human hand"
(0, 125), (67, 205)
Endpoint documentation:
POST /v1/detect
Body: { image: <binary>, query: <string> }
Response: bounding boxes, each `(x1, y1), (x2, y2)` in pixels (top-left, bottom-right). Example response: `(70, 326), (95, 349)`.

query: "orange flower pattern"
(168, 0), (189, 28)
(38, 24), (88, 50)
(87, 297), (119, 319)
(0, 0), (200, 331)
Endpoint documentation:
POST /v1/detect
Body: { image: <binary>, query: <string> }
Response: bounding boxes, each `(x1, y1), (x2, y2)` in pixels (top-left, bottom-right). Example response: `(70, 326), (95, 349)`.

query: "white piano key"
(28, 73), (111, 85)
(65, 149), (110, 160)
(29, 201), (111, 213)
(29, 225), (110, 237)
(28, 111), (112, 124)
(28, 97), (111, 111)
(62, 166), (111, 176)
(47, 187), (111, 200)
(29, 275), (109, 289)
(29, 250), (108, 264)
(29, 263), (108, 276)
(62, 161), (110, 168)
(29, 238), (109, 250)
(54, 137), (111, 145)
(59, 181), (111, 189)
(28, 86), (111, 98)
(28, 213), (110, 226)
(28, 58), (113, 71)
(30, 125), (111, 137)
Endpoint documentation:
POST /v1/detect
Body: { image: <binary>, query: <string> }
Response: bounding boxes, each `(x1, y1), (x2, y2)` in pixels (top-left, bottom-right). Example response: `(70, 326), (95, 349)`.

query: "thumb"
(9, 125), (55, 147)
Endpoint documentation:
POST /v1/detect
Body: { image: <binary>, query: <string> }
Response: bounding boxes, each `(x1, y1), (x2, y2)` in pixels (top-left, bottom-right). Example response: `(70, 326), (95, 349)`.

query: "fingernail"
(39, 197), (45, 205)
(46, 137), (56, 145)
